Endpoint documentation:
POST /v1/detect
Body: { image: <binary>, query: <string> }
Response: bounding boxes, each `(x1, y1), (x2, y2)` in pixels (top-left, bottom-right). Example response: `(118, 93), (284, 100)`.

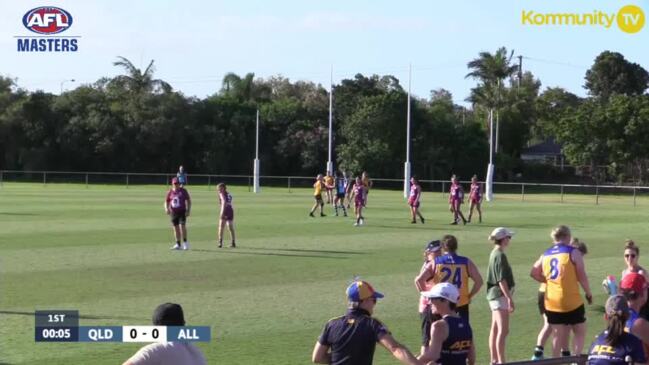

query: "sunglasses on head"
(626, 254), (637, 258)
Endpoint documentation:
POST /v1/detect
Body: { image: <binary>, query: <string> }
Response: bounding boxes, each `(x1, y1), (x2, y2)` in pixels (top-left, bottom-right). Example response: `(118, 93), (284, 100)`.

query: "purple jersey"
(353, 184), (365, 203)
(166, 188), (190, 213)
(219, 191), (233, 206)
(450, 183), (462, 201)
(470, 183), (481, 200)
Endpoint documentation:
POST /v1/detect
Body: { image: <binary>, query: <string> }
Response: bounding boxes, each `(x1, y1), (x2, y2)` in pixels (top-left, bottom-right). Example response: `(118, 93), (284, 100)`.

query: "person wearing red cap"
(312, 281), (420, 365)
(620, 272), (649, 356)
(164, 178), (191, 250)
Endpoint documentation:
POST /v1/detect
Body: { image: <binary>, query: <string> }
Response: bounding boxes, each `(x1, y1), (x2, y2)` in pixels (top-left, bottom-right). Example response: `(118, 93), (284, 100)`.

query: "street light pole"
(326, 66), (334, 175)
(60, 79), (75, 94)
(253, 109), (261, 193)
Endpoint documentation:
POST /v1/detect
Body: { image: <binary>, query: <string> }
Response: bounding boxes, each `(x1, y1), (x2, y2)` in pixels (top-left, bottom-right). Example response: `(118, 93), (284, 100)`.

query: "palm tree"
(112, 56), (171, 94)
(466, 47), (518, 152)
(221, 72), (255, 100)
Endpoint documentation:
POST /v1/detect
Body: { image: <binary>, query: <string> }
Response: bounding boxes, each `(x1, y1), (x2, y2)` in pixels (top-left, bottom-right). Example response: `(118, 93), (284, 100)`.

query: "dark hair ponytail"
(605, 311), (629, 346)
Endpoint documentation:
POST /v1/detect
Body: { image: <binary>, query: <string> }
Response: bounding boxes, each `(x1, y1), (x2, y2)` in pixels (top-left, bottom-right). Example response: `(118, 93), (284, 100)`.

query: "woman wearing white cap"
(486, 227), (515, 365)
(418, 282), (475, 365)
(586, 295), (646, 365)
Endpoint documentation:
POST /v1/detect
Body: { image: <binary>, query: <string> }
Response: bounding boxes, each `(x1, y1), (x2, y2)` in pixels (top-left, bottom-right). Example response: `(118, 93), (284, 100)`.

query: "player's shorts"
(221, 206), (234, 221)
(456, 304), (469, 322)
(538, 291), (546, 315)
(408, 199), (420, 208)
(355, 199), (364, 208)
(170, 211), (187, 226)
(314, 194), (323, 204)
(545, 305), (586, 325)
(470, 197), (481, 204)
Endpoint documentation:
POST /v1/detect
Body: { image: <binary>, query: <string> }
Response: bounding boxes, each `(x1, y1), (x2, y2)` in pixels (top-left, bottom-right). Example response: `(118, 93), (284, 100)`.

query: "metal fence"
(2, 170), (649, 206)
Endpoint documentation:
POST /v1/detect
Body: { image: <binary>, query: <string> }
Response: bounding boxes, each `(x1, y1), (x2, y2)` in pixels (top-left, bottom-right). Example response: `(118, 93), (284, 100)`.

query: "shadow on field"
(0, 310), (142, 321)
(191, 248), (350, 259)
(240, 246), (363, 255)
(0, 212), (39, 216)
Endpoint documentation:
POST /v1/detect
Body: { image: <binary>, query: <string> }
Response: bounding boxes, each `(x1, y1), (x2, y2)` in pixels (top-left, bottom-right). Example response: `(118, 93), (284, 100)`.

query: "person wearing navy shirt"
(176, 165), (187, 186)
(419, 283), (475, 365)
(312, 280), (420, 365)
(587, 295), (646, 365)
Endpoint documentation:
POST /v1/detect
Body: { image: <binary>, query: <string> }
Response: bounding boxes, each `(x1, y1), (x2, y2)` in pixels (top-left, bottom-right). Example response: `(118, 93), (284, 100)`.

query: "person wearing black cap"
(414, 240), (443, 354)
(418, 283), (475, 365)
(122, 303), (206, 365)
(312, 280), (420, 365)
(586, 295), (646, 365)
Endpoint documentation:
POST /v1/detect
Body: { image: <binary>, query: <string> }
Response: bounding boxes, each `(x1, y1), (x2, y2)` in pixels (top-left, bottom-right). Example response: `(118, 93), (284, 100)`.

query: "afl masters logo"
(16, 6), (80, 52)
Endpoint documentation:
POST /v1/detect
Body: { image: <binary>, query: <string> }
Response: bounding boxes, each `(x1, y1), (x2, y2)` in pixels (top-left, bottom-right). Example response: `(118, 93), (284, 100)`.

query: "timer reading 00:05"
(41, 328), (71, 339)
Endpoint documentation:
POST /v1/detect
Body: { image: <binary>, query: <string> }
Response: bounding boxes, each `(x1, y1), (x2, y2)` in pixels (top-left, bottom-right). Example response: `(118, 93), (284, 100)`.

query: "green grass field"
(2, 183), (649, 364)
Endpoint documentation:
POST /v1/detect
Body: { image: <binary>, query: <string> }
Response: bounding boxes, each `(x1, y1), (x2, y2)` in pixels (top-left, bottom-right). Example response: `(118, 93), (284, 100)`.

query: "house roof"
(521, 139), (562, 156)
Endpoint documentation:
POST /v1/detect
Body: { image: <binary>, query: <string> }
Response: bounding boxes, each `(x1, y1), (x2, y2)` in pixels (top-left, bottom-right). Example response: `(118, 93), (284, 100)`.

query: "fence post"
(126, 174), (129, 188)
(521, 184), (525, 202)
(441, 182), (445, 196)
(0, 170), (3, 188)
(560, 185), (564, 203)
(595, 185), (599, 205)
(288, 177), (291, 193)
(633, 187), (637, 207)
(85, 173), (89, 188)
(207, 175), (211, 190)
(248, 176), (251, 192)
(43, 172), (47, 186)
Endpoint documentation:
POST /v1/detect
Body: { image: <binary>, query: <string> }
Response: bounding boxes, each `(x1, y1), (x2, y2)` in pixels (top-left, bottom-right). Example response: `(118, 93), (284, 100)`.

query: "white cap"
(489, 227), (515, 241)
(421, 283), (460, 304)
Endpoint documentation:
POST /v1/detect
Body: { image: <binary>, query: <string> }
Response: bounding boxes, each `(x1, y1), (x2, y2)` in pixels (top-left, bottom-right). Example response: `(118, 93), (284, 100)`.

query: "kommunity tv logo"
(522, 4), (645, 33)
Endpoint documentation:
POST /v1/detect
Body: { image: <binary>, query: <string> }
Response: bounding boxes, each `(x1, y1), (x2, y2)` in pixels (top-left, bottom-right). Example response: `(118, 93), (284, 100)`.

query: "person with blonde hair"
(467, 175), (482, 223)
(531, 225), (593, 359)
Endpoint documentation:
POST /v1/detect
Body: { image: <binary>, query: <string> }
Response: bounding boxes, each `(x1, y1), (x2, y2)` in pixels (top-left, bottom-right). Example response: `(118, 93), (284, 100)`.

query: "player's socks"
(218, 240), (223, 248)
(334, 204), (339, 216)
(341, 204), (347, 216)
(420, 216), (425, 224)
(411, 219), (416, 224)
(309, 212), (314, 217)
(230, 241), (236, 248)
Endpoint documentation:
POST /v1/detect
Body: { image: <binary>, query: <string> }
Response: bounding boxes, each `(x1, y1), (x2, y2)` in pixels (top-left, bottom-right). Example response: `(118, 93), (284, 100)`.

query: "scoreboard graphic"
(35, 310), (211, 343)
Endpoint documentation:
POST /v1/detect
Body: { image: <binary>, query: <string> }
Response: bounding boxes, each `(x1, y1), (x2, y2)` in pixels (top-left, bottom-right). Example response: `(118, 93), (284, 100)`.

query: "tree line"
(0, 50), (647, 182)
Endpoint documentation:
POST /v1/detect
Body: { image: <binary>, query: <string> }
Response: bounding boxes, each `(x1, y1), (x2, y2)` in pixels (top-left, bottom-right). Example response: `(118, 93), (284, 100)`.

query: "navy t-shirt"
(587, 331), (646, 365)
(318, 308), (389, 365)
(439, 316), (473, 365)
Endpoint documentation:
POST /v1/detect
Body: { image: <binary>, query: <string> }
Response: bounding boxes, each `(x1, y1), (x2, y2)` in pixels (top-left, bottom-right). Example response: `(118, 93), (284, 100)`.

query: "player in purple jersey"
(216, 183), (235, 248)
(408, 176), (425, 224)
(467, 175), (482, 223)
(164, 178), (191, 250)
(448, 175), (467, 225)
(352, 177), (366, 226)
(586, 295), (646, 365)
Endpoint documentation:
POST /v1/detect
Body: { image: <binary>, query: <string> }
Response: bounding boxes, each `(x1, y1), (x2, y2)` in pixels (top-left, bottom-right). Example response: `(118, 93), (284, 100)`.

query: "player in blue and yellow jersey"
(312, 281), (420, 365)
(531, 225), (593, 359)
(587, 295), (646, 365)
(418, 283), (475, 365)
(309, 174), (326, 218)
(416, 235), (483, 323)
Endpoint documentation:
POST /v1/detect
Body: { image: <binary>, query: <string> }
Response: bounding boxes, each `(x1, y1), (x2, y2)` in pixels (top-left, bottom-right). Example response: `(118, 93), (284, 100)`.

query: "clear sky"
(1, 0), (647, 105)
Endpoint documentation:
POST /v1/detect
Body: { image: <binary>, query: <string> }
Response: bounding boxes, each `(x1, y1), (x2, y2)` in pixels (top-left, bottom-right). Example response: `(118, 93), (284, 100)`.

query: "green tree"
(111, 56), (172, 94)
(585, 51), (649, 100)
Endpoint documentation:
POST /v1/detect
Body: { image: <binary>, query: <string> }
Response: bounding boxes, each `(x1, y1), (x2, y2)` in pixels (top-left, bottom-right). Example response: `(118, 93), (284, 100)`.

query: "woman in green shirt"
(486, 227), (515, 365)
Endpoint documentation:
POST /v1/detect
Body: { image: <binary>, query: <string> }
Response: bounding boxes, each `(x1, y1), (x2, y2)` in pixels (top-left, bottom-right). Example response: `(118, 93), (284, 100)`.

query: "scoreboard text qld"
(35, 310), (211, 343)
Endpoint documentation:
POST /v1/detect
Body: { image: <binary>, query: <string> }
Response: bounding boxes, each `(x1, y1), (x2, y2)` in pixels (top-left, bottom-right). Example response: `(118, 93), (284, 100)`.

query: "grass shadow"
(239, 246), (363, 255)
(0, 212), (39, 216)
(191, 248), (348, 259)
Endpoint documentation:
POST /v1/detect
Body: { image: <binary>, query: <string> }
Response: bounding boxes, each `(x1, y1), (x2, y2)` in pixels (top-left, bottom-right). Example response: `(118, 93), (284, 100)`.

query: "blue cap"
(425, 240), (442, 252)
(346, 281), (384, 302)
